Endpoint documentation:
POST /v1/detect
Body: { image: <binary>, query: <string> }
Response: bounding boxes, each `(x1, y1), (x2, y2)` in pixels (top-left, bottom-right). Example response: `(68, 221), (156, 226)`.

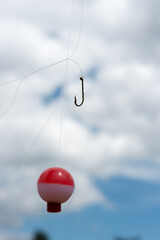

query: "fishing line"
(0, 1), (84, 120)
(0, 58), (83, 120)
(28, 59), (83, 158)
(27, 0), (84, 215)
(0, 58), (67, 119)
(69, 1), (84, 59)
(28, 98), (60, 152)
(28, 59), (83, 152)
(24, 0), (84, 154)
(15, 0), (83, 215)
(0, 79), (20, 86)
(57, 0), (74, 167)
(69, 58), (83, 76)
(1, 0), (84, 215)
(0, 58), (83, 87)
(0, 59), (67, 87)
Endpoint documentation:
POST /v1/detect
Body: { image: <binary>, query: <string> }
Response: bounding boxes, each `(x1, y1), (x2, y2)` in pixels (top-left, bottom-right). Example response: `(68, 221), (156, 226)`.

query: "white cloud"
(0, 0), (160, 231)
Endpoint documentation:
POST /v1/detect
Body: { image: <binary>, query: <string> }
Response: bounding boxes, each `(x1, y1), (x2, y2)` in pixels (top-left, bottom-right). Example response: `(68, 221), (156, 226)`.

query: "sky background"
(0, 0), (160, 239)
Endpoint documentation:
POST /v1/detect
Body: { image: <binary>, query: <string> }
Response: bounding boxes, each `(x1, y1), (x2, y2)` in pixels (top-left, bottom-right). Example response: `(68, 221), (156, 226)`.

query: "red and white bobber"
(37, 167), (74, 213)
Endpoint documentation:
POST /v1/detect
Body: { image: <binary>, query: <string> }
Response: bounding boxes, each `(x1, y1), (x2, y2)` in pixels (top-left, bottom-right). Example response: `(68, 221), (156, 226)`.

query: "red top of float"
(37, 167), (74, 186)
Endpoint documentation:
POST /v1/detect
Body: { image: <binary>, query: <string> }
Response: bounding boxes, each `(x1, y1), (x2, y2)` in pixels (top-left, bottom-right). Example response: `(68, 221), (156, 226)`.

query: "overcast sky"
(0, 0), (160, 239)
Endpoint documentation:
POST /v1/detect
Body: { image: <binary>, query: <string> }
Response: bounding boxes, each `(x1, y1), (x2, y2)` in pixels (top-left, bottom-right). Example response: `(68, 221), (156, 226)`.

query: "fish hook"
(74, 76), (84, 107)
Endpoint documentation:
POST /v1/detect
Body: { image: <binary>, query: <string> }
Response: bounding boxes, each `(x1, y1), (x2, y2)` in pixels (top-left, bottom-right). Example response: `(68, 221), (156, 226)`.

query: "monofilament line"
(57, 0), (74, 167)
(0, 58), (67, 119)
(0, 0), (84, 160)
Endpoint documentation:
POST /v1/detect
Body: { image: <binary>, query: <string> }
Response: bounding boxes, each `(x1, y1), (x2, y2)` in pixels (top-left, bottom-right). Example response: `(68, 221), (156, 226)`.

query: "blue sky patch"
(43, 85), (62, 104)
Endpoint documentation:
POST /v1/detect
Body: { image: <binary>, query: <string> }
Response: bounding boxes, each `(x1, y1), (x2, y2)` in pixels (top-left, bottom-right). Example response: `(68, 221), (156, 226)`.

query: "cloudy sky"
(0, 0), (160, 239)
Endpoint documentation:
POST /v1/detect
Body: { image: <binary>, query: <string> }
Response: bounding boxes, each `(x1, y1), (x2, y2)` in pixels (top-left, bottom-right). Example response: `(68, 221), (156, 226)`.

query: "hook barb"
(74, 77), (84, 107)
